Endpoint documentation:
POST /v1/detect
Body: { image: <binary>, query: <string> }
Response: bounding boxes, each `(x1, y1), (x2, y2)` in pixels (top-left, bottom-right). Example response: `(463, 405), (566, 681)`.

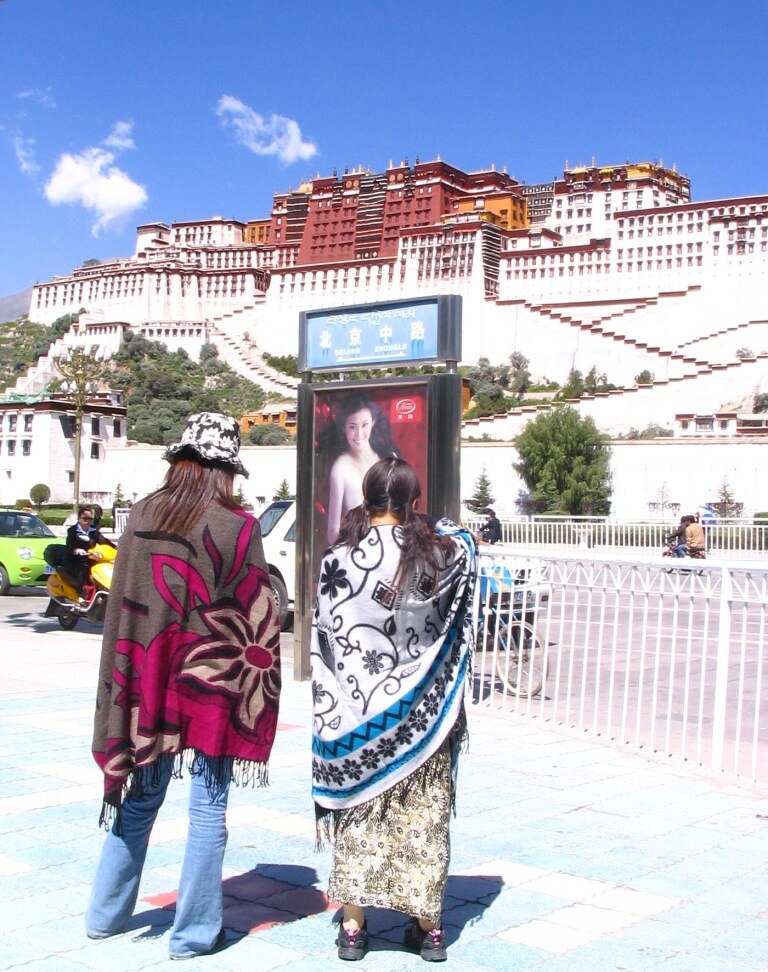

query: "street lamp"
(55, 345), (107, 516)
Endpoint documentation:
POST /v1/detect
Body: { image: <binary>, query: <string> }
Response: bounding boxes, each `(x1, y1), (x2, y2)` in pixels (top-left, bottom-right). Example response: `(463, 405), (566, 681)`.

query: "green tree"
(715, 477), (742, 518)
(635, 369), (654, 385)
(754, 393), (768, 413)
(558, 368), (585, 400)
(514, 407), (612, 515)
(508, 351), (531, 399)
(466, 467), (495, 513)
(29, 483), (51, 510)
(248, 425), (291, 445)
(274, 478), (292, 499)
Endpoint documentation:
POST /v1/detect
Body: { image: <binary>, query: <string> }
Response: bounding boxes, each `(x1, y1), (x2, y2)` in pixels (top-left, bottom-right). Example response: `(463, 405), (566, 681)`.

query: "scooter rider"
(64, 506), (113, 595)
(666, 516), (689, 558)
(666, 514), (706, 558)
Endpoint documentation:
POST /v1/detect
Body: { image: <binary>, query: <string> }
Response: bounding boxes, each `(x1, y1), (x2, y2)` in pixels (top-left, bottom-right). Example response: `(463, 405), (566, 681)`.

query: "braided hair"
(335, 457), (455, 594)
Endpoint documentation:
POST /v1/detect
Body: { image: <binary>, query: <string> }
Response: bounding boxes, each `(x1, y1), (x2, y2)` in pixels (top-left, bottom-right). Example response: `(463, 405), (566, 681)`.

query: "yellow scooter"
(44, 543), (117, 630)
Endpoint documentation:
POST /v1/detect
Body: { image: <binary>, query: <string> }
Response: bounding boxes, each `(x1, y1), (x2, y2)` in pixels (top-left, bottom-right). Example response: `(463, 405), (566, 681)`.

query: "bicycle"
(477, 561), (549, 697)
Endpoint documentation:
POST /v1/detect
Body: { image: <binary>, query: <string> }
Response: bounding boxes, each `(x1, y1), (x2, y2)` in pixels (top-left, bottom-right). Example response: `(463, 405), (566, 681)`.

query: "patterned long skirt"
(327, 742), (452, 924)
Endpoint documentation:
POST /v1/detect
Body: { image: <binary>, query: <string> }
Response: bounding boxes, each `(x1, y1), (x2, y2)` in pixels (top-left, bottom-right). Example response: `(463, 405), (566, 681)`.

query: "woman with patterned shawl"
(311, 458), (476, 963)
(86, 413), (281, 961)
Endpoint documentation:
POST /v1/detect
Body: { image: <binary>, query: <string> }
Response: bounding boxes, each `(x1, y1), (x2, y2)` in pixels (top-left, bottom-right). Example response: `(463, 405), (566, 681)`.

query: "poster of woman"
(312, 382), (429, 555)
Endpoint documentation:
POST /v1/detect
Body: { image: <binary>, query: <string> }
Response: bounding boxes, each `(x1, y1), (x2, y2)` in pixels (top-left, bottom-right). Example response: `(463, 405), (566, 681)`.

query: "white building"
(25, 158), (768, 439)
(0, 392), (127, 507)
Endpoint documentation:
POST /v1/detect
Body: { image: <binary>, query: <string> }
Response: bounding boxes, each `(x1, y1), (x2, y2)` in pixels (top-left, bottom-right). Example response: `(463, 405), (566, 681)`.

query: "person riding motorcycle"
(665, 514), (705, 558)
(64, 505), (115, 595)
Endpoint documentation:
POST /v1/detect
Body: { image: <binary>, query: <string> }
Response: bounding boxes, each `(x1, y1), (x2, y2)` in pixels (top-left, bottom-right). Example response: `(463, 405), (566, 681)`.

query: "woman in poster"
(311, 458), (476, 962)
(326, 393), (402, 544)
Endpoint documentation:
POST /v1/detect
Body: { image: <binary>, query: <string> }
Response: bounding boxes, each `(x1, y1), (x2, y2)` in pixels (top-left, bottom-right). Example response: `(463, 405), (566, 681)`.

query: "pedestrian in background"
(86, 412), (281, 960)
(311, 457), (476, 962)
(478, 507), (502, 544)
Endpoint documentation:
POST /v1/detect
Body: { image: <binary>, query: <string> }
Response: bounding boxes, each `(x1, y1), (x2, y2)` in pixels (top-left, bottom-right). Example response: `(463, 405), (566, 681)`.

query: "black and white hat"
(163, 412), (248, 478)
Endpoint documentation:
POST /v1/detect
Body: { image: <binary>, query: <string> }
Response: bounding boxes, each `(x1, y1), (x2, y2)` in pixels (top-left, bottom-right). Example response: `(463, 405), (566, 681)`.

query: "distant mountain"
(0, 289), (32, 324)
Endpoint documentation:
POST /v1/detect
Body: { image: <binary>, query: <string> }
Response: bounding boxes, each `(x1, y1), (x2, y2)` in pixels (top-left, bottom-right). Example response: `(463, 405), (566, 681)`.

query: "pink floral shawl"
(92, 498), (281, 821)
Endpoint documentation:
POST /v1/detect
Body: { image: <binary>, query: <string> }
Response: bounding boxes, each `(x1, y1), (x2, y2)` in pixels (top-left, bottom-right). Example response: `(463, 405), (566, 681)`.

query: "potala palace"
(7, 157), (768, 515)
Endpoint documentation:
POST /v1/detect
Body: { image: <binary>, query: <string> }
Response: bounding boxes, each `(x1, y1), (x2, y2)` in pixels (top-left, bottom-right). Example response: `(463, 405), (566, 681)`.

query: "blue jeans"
(85, 755), (231, 958)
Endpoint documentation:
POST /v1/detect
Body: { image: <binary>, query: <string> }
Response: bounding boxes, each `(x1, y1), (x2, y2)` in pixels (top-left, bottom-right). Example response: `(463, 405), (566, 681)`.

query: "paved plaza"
(2, 594), (768, 970)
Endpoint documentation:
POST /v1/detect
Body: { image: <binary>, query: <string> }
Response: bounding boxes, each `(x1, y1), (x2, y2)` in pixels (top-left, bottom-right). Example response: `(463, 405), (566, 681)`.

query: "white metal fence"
(471, 551), (768, 784)
(465, 516), (768, 559)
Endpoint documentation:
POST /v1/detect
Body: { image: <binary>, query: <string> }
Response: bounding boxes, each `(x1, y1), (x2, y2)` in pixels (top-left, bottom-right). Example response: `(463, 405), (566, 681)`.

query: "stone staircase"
(462, 351), (768, 439)
(206, 322), (299, 398)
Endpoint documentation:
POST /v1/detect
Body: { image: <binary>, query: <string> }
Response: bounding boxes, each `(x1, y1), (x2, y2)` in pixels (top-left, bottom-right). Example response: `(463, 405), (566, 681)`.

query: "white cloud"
(44, 125), (147, 235)
(17, 87), (56, 109)
(11, 134), (40, 176)
(216, 95), (317, 164)
(103, 120), (135, 151)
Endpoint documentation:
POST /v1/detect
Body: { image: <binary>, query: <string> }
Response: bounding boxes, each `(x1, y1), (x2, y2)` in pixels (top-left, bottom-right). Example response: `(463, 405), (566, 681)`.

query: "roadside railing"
(465, 516), (768, 558)
(471, 550), (768, 784)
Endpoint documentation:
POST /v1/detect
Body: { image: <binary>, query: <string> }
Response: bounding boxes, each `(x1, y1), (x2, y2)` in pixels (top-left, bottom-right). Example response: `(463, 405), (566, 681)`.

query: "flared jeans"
(85, 756), (231, 959)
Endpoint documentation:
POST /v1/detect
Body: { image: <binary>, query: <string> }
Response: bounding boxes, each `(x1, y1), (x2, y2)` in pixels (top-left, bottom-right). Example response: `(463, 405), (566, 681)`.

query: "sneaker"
(336, 920), (368, 961)
(404, 919), (447, 962)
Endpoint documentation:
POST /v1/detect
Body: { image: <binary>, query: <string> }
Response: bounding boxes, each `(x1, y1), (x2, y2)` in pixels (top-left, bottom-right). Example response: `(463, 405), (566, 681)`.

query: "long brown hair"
(145, 458), (240, 536)
(335, 457), (455, 593)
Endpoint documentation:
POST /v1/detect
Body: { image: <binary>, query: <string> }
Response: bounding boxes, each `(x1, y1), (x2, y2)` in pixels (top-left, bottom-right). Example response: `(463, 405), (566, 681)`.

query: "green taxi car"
(0, 509), (58, 595)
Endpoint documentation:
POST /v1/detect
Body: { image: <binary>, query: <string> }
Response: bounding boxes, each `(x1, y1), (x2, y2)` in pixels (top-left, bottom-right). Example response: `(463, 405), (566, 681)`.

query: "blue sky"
(1, 0), (766, 299)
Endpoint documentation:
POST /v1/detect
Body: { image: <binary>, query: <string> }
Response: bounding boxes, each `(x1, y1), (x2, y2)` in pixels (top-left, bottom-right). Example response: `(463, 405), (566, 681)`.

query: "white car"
(258, 500), (296, 628)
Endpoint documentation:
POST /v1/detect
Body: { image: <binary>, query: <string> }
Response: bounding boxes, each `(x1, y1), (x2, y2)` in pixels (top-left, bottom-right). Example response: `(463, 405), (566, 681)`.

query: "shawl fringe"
(99, 749), (270, 834)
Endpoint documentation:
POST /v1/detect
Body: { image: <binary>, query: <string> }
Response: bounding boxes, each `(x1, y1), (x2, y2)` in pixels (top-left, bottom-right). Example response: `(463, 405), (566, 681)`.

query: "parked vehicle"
(258, 500), (296, 629)
(0, 510), (58, 595)
(477, 557), (550, 697)
(44, 543), (116, 630)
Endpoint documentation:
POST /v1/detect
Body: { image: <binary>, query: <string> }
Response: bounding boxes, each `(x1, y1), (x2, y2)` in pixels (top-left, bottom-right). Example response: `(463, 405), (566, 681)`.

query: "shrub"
(29, 483), (51, 509)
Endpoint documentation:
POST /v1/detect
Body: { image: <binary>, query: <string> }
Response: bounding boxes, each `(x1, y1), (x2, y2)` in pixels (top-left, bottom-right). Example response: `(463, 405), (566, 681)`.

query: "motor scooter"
(662, 537), (706, 559)
(43, 543), (116, 630)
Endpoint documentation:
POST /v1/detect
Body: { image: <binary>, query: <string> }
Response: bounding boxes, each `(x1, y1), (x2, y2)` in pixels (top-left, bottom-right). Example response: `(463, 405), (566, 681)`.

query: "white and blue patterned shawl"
(311, 519), (476, 813)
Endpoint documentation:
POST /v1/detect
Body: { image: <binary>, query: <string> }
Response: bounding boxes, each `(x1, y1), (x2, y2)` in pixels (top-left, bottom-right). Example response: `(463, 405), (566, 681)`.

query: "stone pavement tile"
(10, 958), (91, 972)
(499, 918), (601, 953)
(457, 859), (551, 886)
(518, 871), (611, 902)
(7, 835), (93, 870)
(255, 909), (338, 952)
(0, 935), (49, 970)
(57, 936), (172, 971)
(195, 934), (309, 971)
(0, 851), (34, 876)
(442, 888), (561, 943)
(13, 912), (99, 953)
(696, 876), (768, 917)
(654, 900), (750, 939)
(448, 935), (542, 970)
(22, 884), (91, 917)
(564, 852), (656, 886)
(541, 902), (644, 935)
(646, 956), (757, 972)
(0, 896), (68, 932)
(0, 865), (81, 898)
(586, 885), (680, 917)
(528, 936), (691, 971)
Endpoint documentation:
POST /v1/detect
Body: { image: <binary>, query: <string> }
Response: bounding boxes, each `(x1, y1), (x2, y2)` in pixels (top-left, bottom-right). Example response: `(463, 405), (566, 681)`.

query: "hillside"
(106, 332), (267, 444)
(0, 289), (32, 325)
(0, 318), (267, 445)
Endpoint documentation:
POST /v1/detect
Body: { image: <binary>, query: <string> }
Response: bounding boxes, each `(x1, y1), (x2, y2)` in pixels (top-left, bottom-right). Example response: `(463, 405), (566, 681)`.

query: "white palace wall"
(101, 438), (767, 521)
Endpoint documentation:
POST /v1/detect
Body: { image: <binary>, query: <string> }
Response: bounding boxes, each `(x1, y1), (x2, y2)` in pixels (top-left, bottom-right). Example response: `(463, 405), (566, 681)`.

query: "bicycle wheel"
(494, 619), (547, 697)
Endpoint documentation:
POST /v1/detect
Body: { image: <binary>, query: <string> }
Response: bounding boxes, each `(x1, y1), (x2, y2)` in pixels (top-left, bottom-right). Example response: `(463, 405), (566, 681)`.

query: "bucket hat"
(163, 412), (248, 478)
